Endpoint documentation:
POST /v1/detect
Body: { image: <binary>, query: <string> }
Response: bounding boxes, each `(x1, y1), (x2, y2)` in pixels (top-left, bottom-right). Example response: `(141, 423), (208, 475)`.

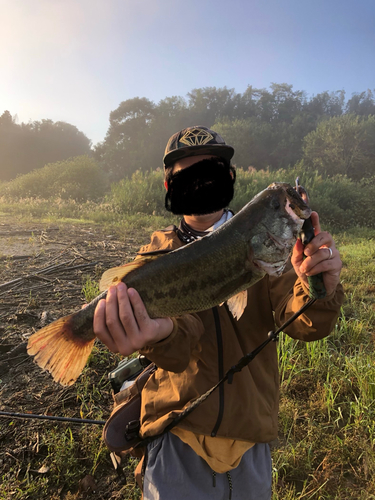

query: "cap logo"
(179, 128), (214, 147)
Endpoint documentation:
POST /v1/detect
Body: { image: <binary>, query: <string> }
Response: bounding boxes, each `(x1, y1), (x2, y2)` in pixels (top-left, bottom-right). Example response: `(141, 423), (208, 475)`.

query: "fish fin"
(226, 290), (248, 320)
(99, 257), (158, 292)
(27, 315), (95, 386)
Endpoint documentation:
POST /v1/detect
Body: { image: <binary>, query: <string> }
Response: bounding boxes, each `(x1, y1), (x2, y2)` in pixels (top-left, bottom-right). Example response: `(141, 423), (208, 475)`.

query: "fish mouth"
(285, 200), (309, 227)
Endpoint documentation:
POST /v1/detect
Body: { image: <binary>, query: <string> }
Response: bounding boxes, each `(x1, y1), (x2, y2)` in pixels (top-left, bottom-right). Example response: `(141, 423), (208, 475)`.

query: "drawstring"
(212, 470), (233, 499)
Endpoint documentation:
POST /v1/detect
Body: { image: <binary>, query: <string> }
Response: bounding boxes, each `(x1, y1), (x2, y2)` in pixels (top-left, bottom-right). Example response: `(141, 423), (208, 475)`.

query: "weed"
(82, 275), (100, 303)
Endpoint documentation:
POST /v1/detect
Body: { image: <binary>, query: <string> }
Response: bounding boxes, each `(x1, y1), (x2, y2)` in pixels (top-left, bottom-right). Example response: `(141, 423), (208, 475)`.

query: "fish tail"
(27, 314), (95, 386)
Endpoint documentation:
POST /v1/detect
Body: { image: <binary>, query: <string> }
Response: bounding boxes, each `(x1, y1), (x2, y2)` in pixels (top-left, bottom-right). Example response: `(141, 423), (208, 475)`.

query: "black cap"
(163, 126), (235, 168)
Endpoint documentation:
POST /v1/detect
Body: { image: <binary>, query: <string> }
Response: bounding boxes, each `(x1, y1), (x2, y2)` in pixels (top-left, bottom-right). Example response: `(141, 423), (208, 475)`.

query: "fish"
(27, 182), (311, 386)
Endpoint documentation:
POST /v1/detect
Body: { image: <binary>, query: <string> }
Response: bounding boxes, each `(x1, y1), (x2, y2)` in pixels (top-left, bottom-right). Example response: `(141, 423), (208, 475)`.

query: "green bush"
(105, 166), (375, 229)
(1, 162), (374, 230)
(0, 155), (108, 201)
(107, 169), (166, 215)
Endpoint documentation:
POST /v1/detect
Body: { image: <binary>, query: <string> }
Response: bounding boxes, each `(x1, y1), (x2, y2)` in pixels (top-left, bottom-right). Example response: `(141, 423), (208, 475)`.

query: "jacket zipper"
(211, 307), (224, 437)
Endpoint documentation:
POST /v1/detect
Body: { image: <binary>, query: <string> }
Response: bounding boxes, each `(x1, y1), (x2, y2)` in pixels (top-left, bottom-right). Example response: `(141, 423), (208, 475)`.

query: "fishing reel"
(108, 355), (151, 394)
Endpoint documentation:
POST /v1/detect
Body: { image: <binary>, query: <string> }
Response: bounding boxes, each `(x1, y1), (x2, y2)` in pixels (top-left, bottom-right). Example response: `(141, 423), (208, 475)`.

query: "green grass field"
(0, 201), (374, 499)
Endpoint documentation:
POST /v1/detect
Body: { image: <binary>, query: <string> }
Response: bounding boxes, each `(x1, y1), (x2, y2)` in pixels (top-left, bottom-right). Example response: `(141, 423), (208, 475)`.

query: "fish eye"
(289, 203), (295, 210)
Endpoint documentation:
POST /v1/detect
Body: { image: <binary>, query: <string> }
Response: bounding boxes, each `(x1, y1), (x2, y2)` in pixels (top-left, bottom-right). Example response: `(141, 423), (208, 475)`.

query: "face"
(164, 156), (236, 216)
(164, 155), (218, 189)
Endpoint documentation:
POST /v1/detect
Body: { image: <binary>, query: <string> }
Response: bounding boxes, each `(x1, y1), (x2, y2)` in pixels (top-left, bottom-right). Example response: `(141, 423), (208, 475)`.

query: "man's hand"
(93, 282), (174, 356)
(291, 212), (342, 297)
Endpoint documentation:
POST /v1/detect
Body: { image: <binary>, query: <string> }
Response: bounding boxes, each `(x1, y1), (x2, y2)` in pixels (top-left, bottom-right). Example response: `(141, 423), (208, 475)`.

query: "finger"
(304, 232), (335, 257)
(305, 257), (341, 278)
(291, 238), (304, 268)
(93, 299), (119, 352)
(116, 282), (140, 337)
(302, 249), (340, 275)
(310, 211), (321, 235)
(128, 288), (151, 330)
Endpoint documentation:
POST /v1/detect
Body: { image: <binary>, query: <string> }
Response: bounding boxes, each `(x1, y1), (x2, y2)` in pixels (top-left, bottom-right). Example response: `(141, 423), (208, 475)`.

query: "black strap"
(135, 296), (317, 449)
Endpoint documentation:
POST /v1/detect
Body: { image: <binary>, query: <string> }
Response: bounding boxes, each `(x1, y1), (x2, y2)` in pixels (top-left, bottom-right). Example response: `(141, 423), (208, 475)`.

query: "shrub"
(107, 169), (166, 215)
(0, 155), (108, 201)
(105, 166), (375, 229)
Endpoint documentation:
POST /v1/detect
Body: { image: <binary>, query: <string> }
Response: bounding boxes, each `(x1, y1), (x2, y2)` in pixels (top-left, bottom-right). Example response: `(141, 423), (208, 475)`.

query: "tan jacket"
(138, 227), (344, 443)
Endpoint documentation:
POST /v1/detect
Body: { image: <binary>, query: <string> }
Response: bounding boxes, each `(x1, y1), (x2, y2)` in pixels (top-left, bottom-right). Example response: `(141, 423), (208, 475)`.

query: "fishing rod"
(0, 410), (105, 426)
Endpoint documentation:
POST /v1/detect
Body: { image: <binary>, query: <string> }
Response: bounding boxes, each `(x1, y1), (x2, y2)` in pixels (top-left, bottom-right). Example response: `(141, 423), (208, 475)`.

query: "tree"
(304, 90), (345, 119)
(0, 112), (92, 181)
(302, 114), (375, 180)
(186, 87), (241, 125)
(213, 118), (274, 170)
(346, 90), (375, 116)
(95, 98), (156, 180)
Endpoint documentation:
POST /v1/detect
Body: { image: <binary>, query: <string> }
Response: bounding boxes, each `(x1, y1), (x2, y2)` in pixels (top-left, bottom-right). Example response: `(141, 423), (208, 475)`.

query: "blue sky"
(1, 0), (374, 145)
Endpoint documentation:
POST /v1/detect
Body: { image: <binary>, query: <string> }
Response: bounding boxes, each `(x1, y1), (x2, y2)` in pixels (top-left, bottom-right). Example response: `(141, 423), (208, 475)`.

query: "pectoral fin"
(99, 256), (159, 292)
(226, 290), (248, 320)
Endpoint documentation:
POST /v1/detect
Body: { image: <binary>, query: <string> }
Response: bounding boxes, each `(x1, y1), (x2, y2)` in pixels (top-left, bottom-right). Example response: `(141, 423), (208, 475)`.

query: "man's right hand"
(93, 282), (174, 356)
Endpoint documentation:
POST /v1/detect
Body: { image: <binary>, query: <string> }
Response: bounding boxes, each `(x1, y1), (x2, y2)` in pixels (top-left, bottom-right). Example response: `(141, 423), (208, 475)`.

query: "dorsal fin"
(226, 290), (248, 320)
(99, 256), (158, 292)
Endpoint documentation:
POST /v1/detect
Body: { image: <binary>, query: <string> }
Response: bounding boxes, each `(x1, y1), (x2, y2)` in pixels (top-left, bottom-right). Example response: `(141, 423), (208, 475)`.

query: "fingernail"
(117, 282), (126, 291)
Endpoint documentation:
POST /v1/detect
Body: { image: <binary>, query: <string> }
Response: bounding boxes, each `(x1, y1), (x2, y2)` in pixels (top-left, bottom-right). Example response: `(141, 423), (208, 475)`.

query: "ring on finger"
(326, 247), (333, 260)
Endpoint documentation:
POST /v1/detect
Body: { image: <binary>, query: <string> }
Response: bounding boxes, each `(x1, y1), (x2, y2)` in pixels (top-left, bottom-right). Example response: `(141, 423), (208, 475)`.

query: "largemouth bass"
(27, 182), (311, 386)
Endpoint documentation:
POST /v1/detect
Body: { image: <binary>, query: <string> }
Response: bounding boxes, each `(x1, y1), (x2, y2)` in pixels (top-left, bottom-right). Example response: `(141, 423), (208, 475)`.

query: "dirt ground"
(0, 215), (149, 499)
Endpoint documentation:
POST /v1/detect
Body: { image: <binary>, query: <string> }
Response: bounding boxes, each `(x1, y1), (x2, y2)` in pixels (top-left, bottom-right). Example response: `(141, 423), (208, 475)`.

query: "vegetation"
(1, 164), (374, 230)
(0, 111), (91, 181)
(0, 156), (107, 202)
(272, 231), (375, 499)
(3, 84), (374, 184)
(94, 84), (375, 180)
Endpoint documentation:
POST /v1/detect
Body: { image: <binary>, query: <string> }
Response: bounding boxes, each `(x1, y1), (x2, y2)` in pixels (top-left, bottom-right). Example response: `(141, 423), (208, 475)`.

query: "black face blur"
(165, 157), (236, 216)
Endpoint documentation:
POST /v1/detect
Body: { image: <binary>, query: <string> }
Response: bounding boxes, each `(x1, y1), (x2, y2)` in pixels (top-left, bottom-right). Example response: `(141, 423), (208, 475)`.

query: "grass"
(272, 232), (375, 499)
(0, 196), (374, 498)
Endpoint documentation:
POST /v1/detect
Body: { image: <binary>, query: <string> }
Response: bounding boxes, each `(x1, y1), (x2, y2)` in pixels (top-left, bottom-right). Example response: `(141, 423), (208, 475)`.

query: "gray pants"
(143, 432), (272, 500)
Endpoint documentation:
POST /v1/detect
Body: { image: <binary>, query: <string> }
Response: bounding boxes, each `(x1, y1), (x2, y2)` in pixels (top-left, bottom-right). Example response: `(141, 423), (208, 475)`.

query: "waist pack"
(102, 362), (156, 454)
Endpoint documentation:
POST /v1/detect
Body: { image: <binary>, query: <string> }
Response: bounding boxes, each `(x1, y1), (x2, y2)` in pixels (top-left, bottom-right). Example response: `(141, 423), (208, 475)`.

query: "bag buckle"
(125, 419), (140, 441)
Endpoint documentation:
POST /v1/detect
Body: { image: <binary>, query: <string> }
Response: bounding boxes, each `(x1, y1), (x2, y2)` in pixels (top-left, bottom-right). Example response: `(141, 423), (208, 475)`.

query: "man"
(94, 126), (344, 499)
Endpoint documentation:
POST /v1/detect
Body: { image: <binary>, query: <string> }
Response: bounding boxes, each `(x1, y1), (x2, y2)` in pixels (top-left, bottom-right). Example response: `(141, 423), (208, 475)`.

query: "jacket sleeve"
(139, 313), (205, 373)
(269, 268), (345, 341)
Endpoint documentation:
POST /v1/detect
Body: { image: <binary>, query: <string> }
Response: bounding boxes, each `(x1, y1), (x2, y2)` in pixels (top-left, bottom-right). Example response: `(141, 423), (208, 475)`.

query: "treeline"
(0, 111), (91, 180)
(94, 84), (375, 180)
(1, 84), (375, 183)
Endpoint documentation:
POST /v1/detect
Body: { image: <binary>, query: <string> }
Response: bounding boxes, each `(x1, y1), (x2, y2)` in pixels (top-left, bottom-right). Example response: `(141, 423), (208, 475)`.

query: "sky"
(1, 0), (374, 146)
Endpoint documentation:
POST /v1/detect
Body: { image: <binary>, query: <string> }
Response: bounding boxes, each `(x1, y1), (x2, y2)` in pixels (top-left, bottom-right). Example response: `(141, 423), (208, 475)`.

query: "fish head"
(249, 183), (311, 277)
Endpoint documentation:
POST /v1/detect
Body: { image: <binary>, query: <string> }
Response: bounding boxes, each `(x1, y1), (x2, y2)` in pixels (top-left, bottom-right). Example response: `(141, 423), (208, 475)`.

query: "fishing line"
(0, 410), (105, 426)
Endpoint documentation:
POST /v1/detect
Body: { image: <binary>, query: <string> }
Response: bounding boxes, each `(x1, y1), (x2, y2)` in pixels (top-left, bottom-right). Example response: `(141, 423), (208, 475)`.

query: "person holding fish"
(28, 126), (344, 499)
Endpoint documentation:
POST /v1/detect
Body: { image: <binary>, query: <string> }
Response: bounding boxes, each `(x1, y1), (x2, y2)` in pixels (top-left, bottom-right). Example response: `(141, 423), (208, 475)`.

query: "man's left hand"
(291, 211), (342, 296)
